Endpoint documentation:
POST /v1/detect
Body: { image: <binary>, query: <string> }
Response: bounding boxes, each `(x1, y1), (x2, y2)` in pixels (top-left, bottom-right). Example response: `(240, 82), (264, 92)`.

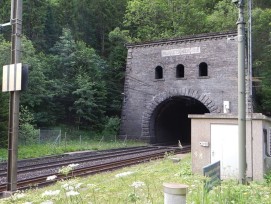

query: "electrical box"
(223, 101), (230, 113)
(21, 64), (29, 91)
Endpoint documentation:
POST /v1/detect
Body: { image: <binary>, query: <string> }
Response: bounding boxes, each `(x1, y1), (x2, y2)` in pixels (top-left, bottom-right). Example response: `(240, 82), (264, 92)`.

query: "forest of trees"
(0, 0), (270, 146)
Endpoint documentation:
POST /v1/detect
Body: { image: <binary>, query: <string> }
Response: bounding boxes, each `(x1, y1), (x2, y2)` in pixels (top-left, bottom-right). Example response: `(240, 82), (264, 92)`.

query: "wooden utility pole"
(6, 0), (22, 192)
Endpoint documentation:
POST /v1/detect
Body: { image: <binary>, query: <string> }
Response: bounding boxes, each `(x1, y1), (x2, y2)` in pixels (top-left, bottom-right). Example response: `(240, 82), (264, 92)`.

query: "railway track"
(0, 146), (155, 170)
(0, 145), (190, 195)
(0, 146), (160, 176)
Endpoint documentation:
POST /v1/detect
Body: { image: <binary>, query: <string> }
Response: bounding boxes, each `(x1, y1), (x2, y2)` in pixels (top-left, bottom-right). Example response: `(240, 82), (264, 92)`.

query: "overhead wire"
(123, 75), (160, 96)
(126, 75), (155, 88)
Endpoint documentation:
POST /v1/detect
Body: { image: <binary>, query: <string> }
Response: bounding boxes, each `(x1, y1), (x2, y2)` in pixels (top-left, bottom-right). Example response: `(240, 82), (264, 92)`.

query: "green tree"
(88, 0), (128, 55)
(106, 28), (131, 116)
(254, 0), (271, 8)
(123, 0), (212, 41)
(19, 106), (39, 145)
(205, 0), (237, 32)
(0, 0), (11, 40)
(57, 0), (128, 56)
(48, 29), (108, 129)
(0, 0), (10, 23)
(23, 0), (48, 50)
(252, 8), (271, 114)
(43, 3), (62, 52)
(73, 74), (107, 129)
(72, 41), (108, 129)
(50, 28), (77, 79)
(49, 28), (77, 124)
(20, 36), (57, 126)
(57, 0), (97, 49)
(0, 35), (10, 147)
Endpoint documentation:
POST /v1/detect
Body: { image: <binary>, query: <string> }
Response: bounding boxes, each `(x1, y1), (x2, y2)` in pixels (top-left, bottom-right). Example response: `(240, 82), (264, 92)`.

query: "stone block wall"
(120, 32), (246, 140)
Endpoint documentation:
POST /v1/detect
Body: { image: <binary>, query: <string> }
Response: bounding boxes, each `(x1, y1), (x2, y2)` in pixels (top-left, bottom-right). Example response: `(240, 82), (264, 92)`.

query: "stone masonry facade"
(120, 31), (248, 141)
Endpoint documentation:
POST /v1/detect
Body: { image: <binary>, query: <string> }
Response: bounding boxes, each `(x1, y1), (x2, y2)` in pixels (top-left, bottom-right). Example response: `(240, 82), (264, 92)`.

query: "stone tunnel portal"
(150, 96), (210, 145)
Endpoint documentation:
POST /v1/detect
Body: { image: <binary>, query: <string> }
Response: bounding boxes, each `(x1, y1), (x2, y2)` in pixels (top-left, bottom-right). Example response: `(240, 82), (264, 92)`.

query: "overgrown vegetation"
(19, 106), (39, 145)
(264, 170), (271, 185)
(1, 155), (271, 204)
(0, 0), (271, 147)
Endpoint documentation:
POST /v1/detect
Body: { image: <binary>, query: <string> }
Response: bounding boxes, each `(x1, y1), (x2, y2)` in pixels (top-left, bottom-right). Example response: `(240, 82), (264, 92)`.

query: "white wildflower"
(63, 183), (69, 187)
(23, 202), (32, 204)
(67, 185), (75, 190)
(13, 193), (26, 199)
(67, 180), (77, 185)
(68, 163), (79, 168)
(61, 183), (69, 188)
(115, 171), (134, 178)
(42, 190), (60, 197)
(41, 201), (54, 204)
(87, 184), (96, 188)
(75, 183), (83, 189)
(62, 183), (74, 191)
(66, 190), (80, 197)
(17, 193), (26, 198)
(46, 175), (57, 181)
(131, 181), (145, 188)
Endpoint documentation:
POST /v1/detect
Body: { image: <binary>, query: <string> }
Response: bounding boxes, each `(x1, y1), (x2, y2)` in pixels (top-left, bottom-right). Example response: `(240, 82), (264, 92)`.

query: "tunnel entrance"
(150, 96), (209, 145)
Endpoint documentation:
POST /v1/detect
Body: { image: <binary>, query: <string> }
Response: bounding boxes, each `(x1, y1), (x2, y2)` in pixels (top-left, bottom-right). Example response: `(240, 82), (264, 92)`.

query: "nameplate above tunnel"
(161, 47), (201, 57)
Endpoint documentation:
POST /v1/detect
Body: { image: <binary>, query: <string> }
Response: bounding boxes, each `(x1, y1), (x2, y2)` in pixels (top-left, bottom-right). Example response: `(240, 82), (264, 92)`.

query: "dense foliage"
(0, 0), (271, 146)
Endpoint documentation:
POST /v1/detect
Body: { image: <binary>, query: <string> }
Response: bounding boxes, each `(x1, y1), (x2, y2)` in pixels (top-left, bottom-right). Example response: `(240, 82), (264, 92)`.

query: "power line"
(124, 86), (154, 96)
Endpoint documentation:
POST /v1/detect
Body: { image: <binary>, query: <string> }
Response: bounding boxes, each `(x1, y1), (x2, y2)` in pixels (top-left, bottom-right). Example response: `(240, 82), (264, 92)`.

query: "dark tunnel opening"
(150, 96), (209, 145)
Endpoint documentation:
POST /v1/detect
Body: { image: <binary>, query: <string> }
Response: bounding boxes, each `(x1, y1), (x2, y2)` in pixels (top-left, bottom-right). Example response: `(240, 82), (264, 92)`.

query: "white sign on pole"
(2, 63), (22, 92)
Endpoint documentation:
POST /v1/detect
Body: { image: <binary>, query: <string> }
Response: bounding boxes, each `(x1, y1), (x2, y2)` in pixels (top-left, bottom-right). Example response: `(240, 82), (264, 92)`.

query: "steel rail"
(0, 146), (190, 194)
(0, 146), (154, 167)
(0, 146), (159, 176)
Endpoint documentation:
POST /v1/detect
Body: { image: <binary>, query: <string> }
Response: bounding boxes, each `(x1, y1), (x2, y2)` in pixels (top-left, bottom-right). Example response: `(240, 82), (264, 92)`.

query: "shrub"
(19, 123), (39, 145)
(264, 170), (271, 185)
(19, 106), (39, 145)
(102, 116), (120, 140)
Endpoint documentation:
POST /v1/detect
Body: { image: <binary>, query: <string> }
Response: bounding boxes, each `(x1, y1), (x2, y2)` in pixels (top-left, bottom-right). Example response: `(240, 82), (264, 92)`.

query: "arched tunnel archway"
(149, 96), (210, 145)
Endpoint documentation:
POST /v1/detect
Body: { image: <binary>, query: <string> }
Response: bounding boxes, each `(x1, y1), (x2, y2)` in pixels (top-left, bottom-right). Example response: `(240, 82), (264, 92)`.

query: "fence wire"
(38, 129), (61, 144)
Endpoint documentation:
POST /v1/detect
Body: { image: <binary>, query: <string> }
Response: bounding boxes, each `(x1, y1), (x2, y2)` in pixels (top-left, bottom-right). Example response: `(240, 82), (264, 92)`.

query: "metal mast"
(236, 0), (247, 183)
(6, 0), (22, 192)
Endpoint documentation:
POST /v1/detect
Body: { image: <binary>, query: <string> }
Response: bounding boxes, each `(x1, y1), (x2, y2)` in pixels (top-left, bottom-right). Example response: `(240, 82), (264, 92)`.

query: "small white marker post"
(163, 183), (188, 204)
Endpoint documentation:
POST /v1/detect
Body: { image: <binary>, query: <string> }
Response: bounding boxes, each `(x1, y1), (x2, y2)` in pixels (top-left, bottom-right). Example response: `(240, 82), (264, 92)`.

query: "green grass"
(1, 154), (271, 204)
(0, 139), (145, 161)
